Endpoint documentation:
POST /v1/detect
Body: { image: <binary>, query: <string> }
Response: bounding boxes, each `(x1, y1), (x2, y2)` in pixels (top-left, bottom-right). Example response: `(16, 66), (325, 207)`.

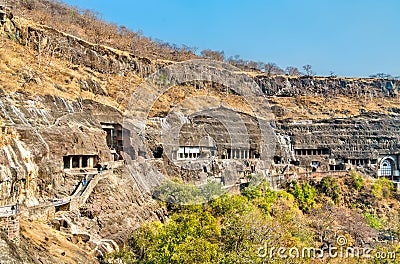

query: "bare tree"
(369, 73), (392, 79)
(264, 63), (284, 76)
(247, 60), (259, 71)
(303, 64), (315, 76)
(200, 49), (225, 61)
(286, 66), (301, 76)
(256, 61), (265, 72)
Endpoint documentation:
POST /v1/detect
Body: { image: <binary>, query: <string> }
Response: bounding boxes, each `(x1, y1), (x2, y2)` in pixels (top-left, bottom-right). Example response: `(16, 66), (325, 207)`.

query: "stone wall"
(23, 202), (55, 221)
(0, 215), (20, 245)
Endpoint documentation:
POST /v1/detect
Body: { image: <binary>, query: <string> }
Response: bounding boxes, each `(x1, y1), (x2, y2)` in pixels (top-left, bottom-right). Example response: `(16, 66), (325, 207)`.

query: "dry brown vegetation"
(148, 83), (253, 118)
(9, 0), (198, 62)
(6, 1), (304, 74)
(0, 35), (128, 109)
(20, 219), (97, 263)
(269, 95), (400, 120)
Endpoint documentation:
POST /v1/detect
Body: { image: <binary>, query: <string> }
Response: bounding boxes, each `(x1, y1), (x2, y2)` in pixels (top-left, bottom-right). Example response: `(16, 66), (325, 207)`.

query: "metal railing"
(51, 198), (71, 207)
(0, 203), (18, 217)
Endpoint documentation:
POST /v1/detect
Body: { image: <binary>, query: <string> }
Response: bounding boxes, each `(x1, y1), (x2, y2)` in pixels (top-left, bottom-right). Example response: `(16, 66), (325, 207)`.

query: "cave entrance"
(176, 146), (205, 160)
(379, 158), (394, 178)
(72, 156), (80, 168)
(153, 146), (163, 159)
(274, 156), (282, 164)
(63, 155), (98, 170)
(101, 123), (126, 161)
(329, 164), (344, 171)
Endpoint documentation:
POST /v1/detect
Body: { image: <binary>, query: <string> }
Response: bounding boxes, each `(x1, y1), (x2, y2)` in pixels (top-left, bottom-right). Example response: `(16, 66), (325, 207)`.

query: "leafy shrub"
(349, 170), (364, 191)
(288, 181), (317, 212)
(242, 182), (277, 214)
(241, 186), (263, 200)
(210, 194), (251, 217)
(129, 207), (220, 264)
(153, 180), (224, 205)
(257, 188), (278, 214)
(363, 212), (383, 229)
(372, 177), (394, 199)
(319, 176), (341, 204)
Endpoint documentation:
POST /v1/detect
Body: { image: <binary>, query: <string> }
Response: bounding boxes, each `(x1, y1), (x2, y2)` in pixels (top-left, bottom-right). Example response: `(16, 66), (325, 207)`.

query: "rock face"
(56, 166), (165, 247)
(144, 108), (267, 185)
(0, 90), (114, 202)
(0, 8), (168, 259)
(256, 76), (400, 180)
(0, 128), (39, 206)
(0, 231), (35, 264)
(256, 75), (399, 97)
(19, 218), (98, 264)
(274, 113), (400, 173)
(0, 5), (154, 78)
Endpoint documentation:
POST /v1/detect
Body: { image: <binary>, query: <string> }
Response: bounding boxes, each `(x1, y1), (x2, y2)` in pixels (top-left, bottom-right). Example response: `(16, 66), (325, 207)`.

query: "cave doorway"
(153, 146), (163, 159)
(379, 158), (394, 178)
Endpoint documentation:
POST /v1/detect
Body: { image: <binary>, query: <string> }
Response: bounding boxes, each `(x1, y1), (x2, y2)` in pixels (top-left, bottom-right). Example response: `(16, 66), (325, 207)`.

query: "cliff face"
(0, 7), (166, 259)
(0, 5), (154, 77)
(0, 90), (114, 201)
(2, 4), (400, 203)
(255, 76), (400, 179)
(274, 113), (400, 173)
(256, 75), (399, 97)
(0, 128), (39, 206)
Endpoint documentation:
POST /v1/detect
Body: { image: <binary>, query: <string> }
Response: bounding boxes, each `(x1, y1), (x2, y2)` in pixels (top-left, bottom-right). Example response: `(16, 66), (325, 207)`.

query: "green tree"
(242, 181), (277, 215)
(129, 206), (220, 264)
(348, 170), (364, 191)
(372, 177), (395, 199)
(153, 180), (223, 205)
(319, 176), (341, 204)
(210, 193), (251, 217)
(288, 181), (317, 212)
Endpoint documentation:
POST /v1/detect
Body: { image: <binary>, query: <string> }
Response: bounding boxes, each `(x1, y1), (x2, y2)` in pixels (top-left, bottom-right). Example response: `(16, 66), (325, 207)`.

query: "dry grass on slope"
(269, 95), (400, 120)
(0, 34), (142, 111)
(20, 219), (97, 264)
(9, 0), (198, 62)
(148, 84), (254, 118)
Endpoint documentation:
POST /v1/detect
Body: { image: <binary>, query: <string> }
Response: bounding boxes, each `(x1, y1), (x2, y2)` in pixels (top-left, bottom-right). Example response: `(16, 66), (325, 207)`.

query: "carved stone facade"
(274, 113), (400, 182)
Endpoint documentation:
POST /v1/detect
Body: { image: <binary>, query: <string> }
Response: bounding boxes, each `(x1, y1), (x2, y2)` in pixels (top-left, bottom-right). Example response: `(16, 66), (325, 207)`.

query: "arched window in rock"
(380, 159), (393, 176)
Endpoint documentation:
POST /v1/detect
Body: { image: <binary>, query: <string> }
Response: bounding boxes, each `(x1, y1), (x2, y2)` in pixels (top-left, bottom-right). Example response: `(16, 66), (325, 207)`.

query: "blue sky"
(61, 0), (399, 77)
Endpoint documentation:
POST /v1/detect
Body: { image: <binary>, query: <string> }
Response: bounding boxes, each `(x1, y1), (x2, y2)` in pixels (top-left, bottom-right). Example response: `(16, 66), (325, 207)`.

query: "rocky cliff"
(0, 6), (166, 261)
(1, 3), (400, 263)
(1, 3), (400, 206)
(256, 75), (399, 98)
